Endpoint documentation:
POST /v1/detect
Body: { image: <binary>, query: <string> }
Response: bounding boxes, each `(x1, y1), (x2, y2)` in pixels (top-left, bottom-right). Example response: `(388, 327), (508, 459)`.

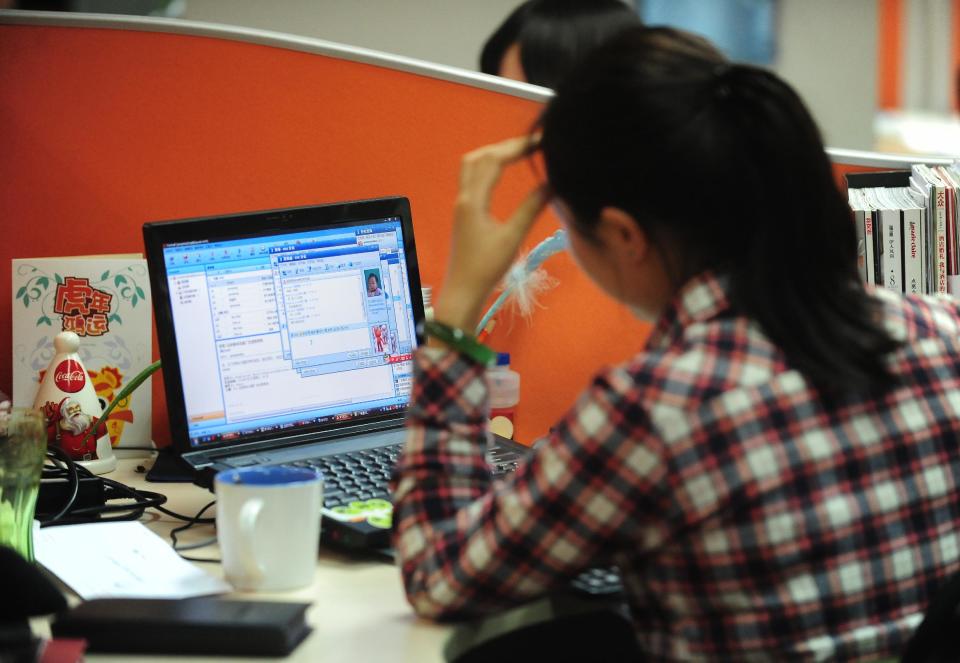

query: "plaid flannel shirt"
(392, 272), (960, 661)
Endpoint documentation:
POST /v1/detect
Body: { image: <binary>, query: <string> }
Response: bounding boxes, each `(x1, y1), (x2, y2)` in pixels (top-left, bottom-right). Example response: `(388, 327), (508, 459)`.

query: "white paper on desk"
(35, 521), (231, 600)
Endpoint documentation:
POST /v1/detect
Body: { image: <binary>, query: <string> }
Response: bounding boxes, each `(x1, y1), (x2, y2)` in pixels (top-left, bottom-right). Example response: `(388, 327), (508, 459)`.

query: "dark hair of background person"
(479, 2), (532, 78)
(538, 26), (901, 397)
(479, 0), (641, 89)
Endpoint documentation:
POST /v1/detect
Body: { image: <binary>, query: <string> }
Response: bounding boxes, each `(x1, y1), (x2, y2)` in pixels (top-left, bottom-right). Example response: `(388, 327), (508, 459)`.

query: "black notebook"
(51, 598), (312, 657)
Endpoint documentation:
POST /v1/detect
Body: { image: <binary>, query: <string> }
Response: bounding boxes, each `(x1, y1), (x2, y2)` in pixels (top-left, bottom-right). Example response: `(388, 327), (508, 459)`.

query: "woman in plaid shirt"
(392, 26), (960, 661)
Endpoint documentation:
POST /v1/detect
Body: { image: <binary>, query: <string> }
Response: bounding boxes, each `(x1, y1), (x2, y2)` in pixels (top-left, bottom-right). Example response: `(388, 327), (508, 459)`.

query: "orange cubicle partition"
(0, 12), (946, 448)
(0, 12), (651, 446)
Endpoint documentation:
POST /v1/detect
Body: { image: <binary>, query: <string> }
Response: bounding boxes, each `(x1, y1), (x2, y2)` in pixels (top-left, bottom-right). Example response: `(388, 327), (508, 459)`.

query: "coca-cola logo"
(54, 360), (86, 393)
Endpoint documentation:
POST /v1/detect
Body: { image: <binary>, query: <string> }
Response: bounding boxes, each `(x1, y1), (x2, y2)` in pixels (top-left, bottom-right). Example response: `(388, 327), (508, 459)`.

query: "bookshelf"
(845, 163), (960, 299)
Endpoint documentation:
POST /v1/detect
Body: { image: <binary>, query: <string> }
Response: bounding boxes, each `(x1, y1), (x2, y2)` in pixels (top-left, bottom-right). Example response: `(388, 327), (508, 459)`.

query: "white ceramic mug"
(215, 465), (323, 592)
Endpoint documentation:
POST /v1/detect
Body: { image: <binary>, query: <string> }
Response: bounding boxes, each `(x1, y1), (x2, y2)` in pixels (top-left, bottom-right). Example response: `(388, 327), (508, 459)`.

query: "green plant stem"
(80, 360), (162, 449)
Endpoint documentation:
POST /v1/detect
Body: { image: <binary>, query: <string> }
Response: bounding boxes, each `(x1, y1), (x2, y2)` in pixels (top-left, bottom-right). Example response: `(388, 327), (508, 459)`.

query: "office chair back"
(444, 594), (641, 663)
(900, 570), (960, 663)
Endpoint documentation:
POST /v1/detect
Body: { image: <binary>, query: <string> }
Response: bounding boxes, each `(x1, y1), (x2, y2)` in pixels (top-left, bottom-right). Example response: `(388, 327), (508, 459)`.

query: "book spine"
(947, 185), (957, 292)
(919, 205), (927, 294)
(950, 184), (960, 295)
(944, 187), (957, 292)
(933, 185), (948, 294)
(864, 212), (875, 286)
(904, 207), (923, 294)
(953, 185), (960, 284)
(872, 210), (883, 286)
(853, 207), (868, 283)
(881, 207), (903, 293)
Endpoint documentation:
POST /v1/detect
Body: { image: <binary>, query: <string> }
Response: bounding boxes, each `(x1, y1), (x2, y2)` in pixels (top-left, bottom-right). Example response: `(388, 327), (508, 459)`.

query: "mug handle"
(238, 498), (265, 584)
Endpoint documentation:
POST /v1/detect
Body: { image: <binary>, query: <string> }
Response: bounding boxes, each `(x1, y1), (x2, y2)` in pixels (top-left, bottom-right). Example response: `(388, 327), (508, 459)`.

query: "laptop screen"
(144, 198), (422, 452)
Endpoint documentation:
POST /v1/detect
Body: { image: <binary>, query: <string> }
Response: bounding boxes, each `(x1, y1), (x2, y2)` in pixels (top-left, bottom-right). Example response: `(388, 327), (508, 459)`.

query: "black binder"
(51, 597), (312, 657)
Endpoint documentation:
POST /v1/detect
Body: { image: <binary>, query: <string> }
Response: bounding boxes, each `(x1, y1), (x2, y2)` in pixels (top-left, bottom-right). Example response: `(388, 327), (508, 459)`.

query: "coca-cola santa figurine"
(34, 331), (116, 474)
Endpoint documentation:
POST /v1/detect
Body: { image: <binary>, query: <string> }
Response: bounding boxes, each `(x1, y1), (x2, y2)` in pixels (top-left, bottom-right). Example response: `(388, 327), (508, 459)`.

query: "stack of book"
(847, 165), (960, 296)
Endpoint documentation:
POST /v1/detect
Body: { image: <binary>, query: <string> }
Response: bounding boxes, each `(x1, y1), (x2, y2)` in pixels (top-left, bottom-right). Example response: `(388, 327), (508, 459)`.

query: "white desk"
(45, 457), (450, 663)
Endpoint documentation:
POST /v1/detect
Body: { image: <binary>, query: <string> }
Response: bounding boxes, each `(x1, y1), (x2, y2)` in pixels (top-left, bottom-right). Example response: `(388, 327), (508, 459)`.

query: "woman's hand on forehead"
(434, 135), (546, 332)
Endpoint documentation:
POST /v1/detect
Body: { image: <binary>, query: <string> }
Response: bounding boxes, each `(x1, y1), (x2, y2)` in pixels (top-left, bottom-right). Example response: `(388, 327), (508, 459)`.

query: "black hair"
(539, 26), (901, 397)
(480, 0), (641, 89)
(480, 2), (532, 76)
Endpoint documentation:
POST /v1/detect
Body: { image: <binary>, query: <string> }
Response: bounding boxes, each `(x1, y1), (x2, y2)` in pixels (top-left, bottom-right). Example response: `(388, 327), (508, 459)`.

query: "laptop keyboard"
(290, 445), (400, 507)
(288, 442), (527, 507)
(286, 442), (623, 598)
(568, 566), (624, 597)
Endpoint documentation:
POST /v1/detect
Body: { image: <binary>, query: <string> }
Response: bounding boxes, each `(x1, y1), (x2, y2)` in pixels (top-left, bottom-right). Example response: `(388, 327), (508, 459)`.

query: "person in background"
(393, 26), (960, 660)
(479, 0), (641, 89)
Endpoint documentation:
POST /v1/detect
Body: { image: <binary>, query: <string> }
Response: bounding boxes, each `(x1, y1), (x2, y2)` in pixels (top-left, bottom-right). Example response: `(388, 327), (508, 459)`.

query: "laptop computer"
(142, 197), (529, 551)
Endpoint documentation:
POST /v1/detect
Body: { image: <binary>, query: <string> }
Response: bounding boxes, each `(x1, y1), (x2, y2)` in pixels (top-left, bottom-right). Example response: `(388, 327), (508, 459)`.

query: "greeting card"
(11, 255), (153, 449)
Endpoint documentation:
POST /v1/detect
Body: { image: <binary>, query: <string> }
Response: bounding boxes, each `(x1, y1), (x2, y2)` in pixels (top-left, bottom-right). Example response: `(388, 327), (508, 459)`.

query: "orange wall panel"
(833, 162), (888, 189)
(0, 23), (895, 449)
(0, 24), (650, 446)
(878, 0), (904, 110)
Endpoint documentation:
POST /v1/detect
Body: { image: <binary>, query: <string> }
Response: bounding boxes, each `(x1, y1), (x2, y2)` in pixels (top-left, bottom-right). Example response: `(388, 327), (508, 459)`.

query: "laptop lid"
(143, 197), (424, 471)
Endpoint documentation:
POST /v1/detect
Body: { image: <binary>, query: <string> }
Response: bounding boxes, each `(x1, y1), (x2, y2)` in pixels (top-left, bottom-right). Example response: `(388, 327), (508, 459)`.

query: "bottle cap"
(496, 352), (510, 366)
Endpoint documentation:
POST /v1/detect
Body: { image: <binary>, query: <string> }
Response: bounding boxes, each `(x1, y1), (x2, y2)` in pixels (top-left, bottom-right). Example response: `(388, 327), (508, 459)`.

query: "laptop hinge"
(182, 417), (404, 469)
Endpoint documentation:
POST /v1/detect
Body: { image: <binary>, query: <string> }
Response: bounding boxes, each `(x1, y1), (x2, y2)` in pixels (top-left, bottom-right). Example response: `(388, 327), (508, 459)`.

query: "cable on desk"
(170, 500), (220, 564)
(40, 450), (222, 561)
(153, 503), (216, 524)
(174, 536), (219, 551)
(40, 448), (168, 527)
(177, 553), (221, 564)
(41, 447), (80, 525)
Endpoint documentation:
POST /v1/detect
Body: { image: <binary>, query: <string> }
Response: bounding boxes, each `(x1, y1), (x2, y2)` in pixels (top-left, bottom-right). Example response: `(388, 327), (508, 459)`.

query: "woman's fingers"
(507, 185), (549, 243)
(459, 135), (539, 207)
(439, 135), (547, 331)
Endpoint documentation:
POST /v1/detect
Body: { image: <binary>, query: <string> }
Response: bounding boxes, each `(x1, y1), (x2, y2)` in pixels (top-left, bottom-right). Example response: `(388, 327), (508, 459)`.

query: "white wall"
(774, 0), (877, 151)
(902, 0), (953, 113)
(183, 0), (522, 72)
(182, 0), (879, 151)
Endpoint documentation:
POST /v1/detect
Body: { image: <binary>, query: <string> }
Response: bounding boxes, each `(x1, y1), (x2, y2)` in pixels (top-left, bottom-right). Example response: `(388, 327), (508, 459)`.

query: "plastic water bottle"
(488, 353), (520, 439)
(421, 286), (434, 321)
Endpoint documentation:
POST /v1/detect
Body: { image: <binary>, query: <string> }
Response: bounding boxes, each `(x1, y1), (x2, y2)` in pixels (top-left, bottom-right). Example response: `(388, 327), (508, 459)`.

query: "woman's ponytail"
(540, 27), (901, 397)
